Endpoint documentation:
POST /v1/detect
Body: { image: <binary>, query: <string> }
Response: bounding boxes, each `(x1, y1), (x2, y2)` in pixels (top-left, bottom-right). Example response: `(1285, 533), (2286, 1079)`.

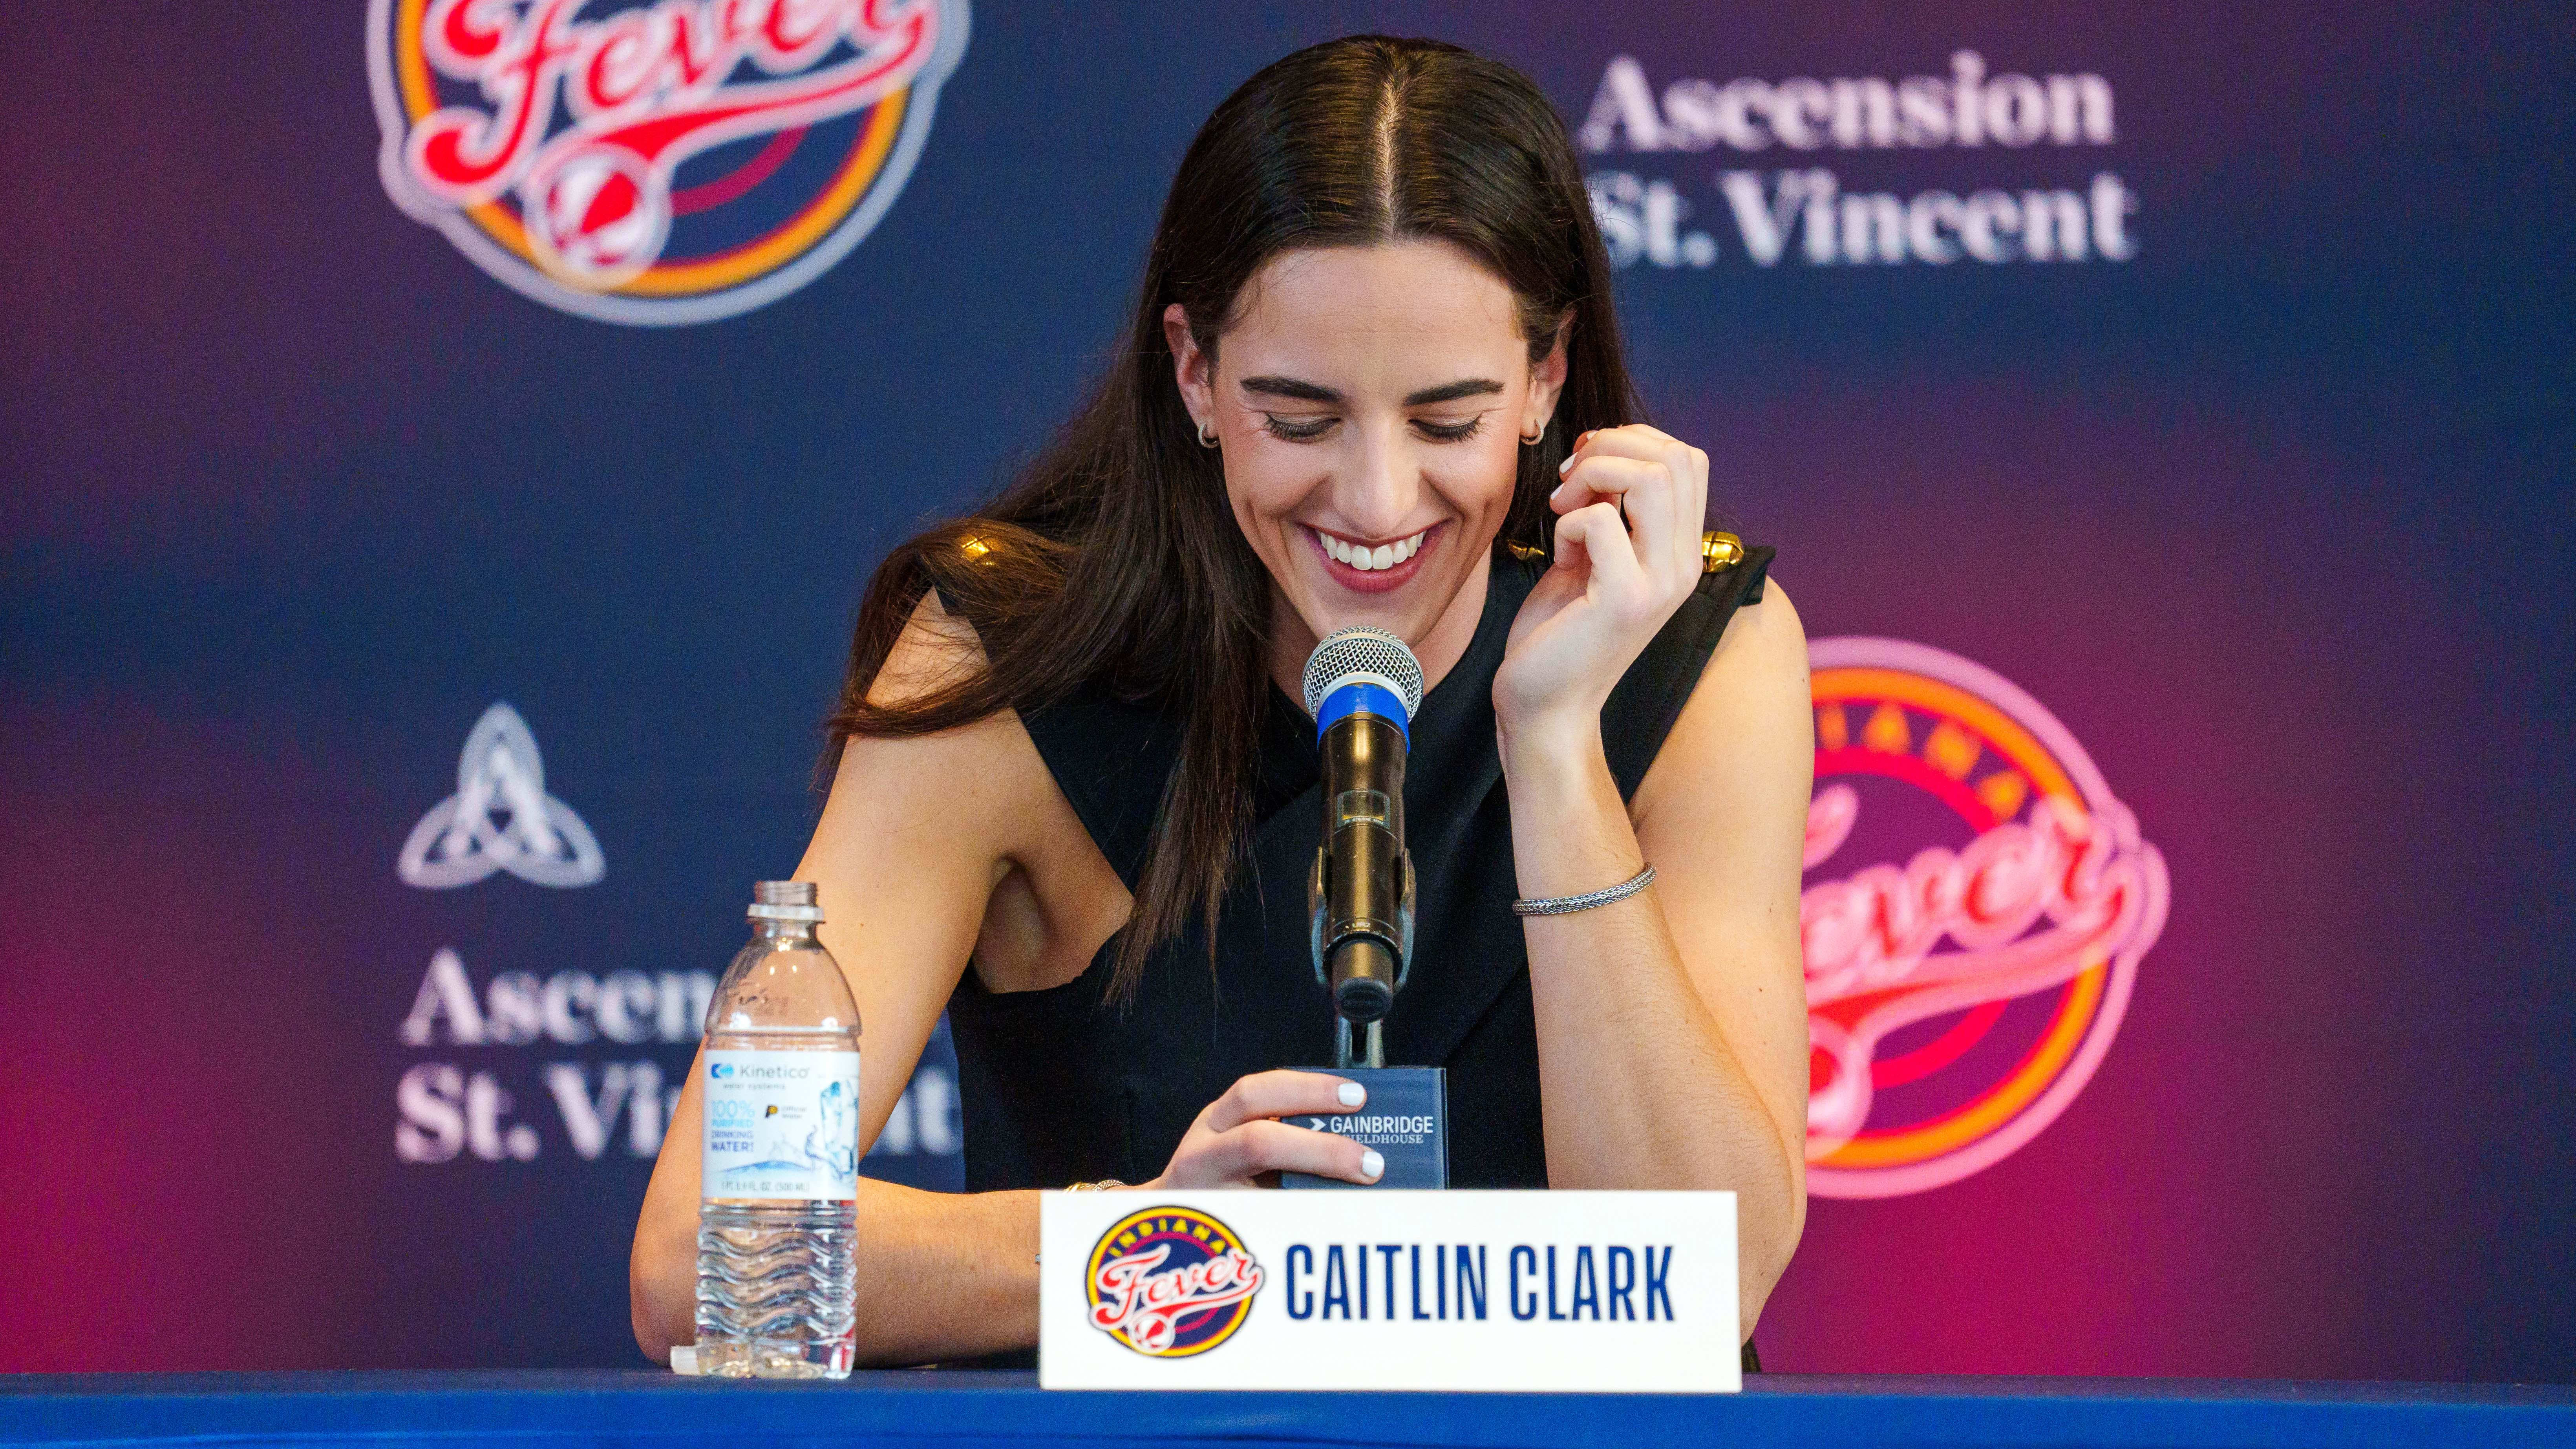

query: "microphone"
(1302, 627), (1424, 1066)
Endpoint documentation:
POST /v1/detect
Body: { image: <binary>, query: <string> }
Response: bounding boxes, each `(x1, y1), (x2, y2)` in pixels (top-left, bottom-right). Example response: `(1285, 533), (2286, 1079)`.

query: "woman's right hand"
(1144, 1070), (1386, 1188)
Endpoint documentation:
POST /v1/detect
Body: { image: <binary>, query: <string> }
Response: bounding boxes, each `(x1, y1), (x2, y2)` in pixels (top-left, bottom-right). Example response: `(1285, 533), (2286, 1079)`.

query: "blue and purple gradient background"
(2, 1), (2569, 1378)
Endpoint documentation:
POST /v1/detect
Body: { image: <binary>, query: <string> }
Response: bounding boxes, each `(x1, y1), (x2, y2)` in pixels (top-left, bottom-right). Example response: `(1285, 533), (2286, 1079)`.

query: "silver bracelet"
(1512, 864), (1656, 917)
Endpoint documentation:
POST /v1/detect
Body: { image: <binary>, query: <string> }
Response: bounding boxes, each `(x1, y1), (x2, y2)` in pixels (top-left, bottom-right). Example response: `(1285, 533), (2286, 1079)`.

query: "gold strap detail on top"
(1506, 531), (1743, 570)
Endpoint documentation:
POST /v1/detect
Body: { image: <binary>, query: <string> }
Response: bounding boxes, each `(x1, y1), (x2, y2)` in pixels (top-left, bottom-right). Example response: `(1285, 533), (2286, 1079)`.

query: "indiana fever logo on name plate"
(1084, 1206), (1264, 1358)
(1802, 638), (2170, 1198)
(367, 0), (970, 324)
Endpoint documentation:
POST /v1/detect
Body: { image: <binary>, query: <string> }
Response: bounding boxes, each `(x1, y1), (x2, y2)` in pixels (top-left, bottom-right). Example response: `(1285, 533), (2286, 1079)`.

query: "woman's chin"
(1294, 577), (1452, 655)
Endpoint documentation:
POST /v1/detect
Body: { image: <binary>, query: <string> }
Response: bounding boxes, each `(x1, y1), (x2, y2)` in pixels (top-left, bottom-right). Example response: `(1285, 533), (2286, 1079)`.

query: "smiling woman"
(630, 34), (1812, 1373)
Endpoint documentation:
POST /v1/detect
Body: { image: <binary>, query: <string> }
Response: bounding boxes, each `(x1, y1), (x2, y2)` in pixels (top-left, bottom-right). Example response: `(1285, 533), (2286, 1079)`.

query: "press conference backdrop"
(2, 0), (2567, 1381)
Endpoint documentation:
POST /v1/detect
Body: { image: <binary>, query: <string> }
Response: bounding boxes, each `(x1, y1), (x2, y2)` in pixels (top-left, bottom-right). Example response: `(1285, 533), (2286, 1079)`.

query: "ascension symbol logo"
(367, 0), (971, 324)
(399, 702), (605, 889)
(1801, 638), (2169, 1198)
(1085, 1206), (1264, 1358)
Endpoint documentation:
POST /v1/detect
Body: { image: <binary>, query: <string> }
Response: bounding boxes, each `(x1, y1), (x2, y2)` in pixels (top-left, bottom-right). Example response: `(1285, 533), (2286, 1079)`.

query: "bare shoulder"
(822, 590), (1058, 851)
(1708, 575), (1808, 695)
(806, 587), (1131, 998)
(865, 587), (991, 707)
(1633, 578), (1814, 836)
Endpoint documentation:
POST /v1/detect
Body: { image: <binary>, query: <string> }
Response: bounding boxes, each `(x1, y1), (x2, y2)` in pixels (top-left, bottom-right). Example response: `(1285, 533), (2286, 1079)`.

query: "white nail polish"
(1337, 1081), (1366, 1107)
(1360, 1150), (1385, 1181)
(1558, 455), (1575, 474)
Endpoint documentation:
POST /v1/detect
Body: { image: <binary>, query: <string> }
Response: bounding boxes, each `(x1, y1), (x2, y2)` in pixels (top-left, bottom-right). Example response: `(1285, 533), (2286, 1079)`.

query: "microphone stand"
(1337, 1017), (1380, 1072)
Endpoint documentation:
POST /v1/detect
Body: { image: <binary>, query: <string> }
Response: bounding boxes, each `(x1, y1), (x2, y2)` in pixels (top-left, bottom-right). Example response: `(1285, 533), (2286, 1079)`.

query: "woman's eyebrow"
(1402, 378), (1504, 406)
(1238, 376), (1504, 406)
(1241, 375), (1342, 403)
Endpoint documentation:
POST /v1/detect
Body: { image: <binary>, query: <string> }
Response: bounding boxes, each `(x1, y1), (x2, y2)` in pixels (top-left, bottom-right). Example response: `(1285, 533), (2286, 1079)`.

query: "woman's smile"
(1307, 520), (1442, 593)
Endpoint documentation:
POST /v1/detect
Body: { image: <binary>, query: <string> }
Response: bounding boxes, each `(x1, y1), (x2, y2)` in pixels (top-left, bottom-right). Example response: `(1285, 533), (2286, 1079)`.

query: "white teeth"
(1318, 528), (1427, 572)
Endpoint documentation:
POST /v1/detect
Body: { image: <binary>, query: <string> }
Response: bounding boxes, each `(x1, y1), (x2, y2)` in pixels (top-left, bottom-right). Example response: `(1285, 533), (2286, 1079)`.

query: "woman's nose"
(1334, 423), (1420, 536)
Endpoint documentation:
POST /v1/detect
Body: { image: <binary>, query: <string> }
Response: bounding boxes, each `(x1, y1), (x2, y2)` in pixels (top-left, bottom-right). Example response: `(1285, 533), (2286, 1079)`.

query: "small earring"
(1520, 420), (1547, 445)
(1197, 420), (1219, 449)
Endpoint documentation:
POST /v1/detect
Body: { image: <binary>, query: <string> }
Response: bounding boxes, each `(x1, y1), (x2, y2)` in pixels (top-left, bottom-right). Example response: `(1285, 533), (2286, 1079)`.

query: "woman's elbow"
(634, 1248), (685, 1361)
(1739, 1160), (1807, 1336)
(629, 1200), (697, 1365)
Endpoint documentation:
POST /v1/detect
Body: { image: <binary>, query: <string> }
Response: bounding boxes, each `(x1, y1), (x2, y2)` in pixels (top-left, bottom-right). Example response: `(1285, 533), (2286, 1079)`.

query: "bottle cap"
(747, 880), (824, 922)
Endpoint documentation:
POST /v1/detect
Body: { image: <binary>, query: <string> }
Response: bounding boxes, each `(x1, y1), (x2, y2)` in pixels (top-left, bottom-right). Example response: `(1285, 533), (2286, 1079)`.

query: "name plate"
(1039, 1189), (1738, 1393)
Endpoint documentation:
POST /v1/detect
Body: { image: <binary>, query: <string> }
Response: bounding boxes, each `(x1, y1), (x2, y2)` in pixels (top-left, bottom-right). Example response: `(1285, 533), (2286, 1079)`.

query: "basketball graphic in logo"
(1802, 637), (2169, 1198)
(1084, 1206), (1264, 1358)
(367, 0), (971, 324)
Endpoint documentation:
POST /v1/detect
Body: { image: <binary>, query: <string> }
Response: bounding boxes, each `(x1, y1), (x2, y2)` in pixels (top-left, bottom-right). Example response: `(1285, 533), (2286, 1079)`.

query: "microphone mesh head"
(1302, 627), (1425, 720)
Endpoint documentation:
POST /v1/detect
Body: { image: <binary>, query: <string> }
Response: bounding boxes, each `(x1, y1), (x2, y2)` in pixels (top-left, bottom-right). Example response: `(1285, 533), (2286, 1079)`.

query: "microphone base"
(1280, 1067), (1448, 1189)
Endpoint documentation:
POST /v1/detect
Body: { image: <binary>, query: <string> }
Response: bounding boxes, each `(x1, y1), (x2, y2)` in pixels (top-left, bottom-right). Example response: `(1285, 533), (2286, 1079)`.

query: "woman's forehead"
(1225, 241), (1524, 386)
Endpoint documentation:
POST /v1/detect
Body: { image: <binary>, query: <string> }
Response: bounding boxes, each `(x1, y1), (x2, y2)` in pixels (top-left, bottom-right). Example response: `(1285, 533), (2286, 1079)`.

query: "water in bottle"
(695, 880), (861, 1378)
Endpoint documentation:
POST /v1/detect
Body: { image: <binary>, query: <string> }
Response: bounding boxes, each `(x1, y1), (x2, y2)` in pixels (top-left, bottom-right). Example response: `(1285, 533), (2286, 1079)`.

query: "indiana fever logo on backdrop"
(1086, 1206), (1264, 1358)
(367, 0), (970, 324)
(1801, 638), (2168, 1198)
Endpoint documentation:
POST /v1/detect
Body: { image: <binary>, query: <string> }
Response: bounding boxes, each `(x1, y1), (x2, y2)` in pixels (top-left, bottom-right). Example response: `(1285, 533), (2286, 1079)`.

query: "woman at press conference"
(632, 34), (1812, 1368)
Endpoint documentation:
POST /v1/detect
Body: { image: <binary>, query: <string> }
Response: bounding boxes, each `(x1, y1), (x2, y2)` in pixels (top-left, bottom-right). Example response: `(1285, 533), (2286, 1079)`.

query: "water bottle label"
(700, 1049), (861, 1202)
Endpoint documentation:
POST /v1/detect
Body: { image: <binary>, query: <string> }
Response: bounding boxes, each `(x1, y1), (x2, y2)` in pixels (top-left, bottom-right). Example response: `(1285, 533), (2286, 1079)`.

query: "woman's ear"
(1163, 304), (1215, 434)
(1526, 308), (1574, 433)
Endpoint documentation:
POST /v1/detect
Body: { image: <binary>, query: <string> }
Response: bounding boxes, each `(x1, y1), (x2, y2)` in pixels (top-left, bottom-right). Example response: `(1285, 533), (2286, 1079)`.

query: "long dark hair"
(826, 35), (1643, 996)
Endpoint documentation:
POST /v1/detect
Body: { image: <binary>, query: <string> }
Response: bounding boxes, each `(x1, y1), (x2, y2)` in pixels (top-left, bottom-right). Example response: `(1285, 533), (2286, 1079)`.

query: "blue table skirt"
(3, 1370), (2571, 1449)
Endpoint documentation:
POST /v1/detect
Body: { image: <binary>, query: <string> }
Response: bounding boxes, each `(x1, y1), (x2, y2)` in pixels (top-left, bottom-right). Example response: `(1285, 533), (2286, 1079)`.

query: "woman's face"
(1166, 240), (1567, 682)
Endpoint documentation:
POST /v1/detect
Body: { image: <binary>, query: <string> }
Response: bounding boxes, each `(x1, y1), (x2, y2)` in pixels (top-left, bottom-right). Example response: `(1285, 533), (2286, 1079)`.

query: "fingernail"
(1558, 454), (1575, 475)
(1360, 1150), (1386, 1181)
(1336, 1081), (1366, 1107)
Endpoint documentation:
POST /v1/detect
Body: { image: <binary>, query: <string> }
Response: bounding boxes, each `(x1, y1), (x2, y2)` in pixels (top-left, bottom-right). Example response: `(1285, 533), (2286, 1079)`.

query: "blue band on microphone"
(1316, 681), (1410, 745)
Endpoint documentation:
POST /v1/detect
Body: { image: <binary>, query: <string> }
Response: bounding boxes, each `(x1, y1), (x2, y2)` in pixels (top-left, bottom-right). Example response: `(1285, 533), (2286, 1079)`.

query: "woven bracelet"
(1511, 864), (1656, 917)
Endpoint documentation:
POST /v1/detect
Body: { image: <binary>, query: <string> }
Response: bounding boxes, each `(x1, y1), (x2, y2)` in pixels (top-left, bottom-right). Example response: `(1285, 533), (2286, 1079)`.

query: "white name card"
(1038, 1189), (1738, 1393)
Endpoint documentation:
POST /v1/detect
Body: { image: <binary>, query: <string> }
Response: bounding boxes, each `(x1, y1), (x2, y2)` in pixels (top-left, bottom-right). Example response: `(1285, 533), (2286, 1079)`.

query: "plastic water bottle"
(695, 880), (861, 1378)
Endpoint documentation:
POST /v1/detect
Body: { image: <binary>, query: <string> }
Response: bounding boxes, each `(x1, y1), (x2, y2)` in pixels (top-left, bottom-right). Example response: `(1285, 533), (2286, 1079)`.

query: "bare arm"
(634, 1053), (1045, 1365)
(1507, 582), (1812, 1335)
(631, 597), (1060, 1365)
(1497, 424), (1811, 1337)
(629, 595), (1384, 1365)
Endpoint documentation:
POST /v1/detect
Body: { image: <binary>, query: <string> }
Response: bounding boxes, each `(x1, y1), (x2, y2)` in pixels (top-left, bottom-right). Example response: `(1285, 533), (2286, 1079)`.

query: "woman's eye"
(1261, 414), (1336, 442)
(1414, 415), (1485, 443)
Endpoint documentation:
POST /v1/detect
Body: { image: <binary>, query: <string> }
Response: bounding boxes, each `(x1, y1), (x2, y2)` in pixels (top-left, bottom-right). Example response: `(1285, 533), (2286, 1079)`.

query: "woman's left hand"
(1496, 423), (1711, 738)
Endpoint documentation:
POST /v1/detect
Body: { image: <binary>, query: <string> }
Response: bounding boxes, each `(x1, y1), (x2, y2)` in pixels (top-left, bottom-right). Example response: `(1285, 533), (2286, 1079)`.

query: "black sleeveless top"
(946, 543), (1775, 1190)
